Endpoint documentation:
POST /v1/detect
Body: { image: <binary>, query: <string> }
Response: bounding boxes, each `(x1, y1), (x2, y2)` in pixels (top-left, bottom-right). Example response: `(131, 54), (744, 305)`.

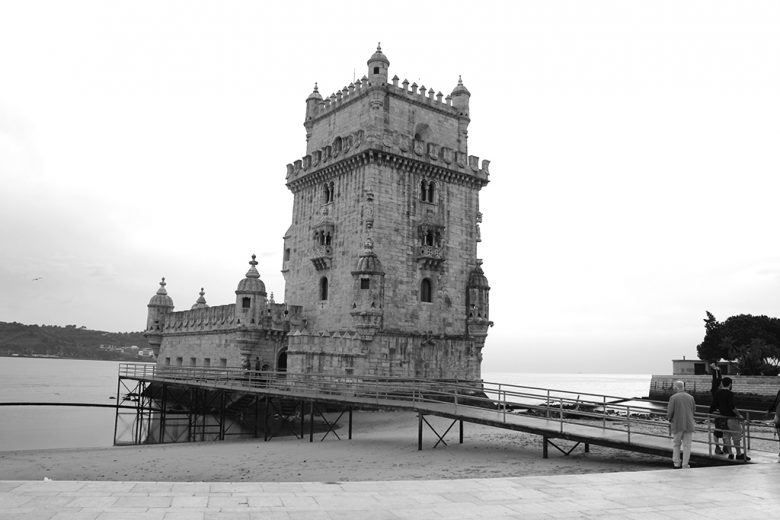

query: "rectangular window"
(204, 358), (211, 368)
(360, 278), (370, 289)
(284, 248), (291, 261)
(242, 297), (251, 309)
(190, 357), (196, 367)
(220, 358), (227, 368)
(176, 357), (183, 367)
(165, 357), (171, 366)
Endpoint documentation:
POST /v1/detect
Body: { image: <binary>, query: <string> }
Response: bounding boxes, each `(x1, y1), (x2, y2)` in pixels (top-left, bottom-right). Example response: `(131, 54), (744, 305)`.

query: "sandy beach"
(0, 411), (670, 482)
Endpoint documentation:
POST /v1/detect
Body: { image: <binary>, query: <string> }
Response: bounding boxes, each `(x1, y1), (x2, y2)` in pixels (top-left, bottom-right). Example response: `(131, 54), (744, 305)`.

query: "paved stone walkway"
(1, 463), (778, 519)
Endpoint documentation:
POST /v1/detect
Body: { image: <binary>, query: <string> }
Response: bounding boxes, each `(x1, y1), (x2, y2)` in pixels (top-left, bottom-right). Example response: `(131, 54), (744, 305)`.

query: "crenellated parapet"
(307, 73), (464, 124)
(286, 132), (489, 190)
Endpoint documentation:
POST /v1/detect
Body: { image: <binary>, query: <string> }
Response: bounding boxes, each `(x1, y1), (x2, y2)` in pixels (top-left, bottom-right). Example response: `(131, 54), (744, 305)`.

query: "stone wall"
(287, 331), (480, 380)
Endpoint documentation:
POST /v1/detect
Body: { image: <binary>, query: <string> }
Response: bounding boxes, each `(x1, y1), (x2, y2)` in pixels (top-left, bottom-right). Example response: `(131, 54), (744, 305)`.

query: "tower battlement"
(307, 74), (462, 124)
(285, 134), (489, 190)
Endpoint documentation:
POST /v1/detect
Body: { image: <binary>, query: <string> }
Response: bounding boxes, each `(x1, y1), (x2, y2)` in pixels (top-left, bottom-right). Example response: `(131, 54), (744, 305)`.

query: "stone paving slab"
(1, 463), (779, 519)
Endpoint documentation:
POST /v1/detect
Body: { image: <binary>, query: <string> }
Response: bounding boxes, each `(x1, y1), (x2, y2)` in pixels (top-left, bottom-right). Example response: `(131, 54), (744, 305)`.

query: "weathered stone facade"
(146, 46), (492, 382)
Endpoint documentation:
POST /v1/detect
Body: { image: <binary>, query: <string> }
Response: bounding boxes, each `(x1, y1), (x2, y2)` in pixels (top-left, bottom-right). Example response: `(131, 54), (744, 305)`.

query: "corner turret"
(451, 75), (471, 153)
(235, 254), (267, 326)
(145, 277), (174, 356)
(367, 43), (389, 86)
(350, 237), (385, 340)
(304, 83), (322, 143)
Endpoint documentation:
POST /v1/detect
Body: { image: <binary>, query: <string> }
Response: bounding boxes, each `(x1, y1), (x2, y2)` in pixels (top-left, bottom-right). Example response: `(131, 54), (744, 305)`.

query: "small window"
(190, 357), (196, 367)
(320, 277), (329, 300)
(176, 357), (183, 367)
(428, 182), (435, 203)
(421, 278), (433, 303)
(360, 278), (370, 290)
(220, 358), (227, 368)
(165, 357), (171, 366)
(373, 66), (379, 74)
(242, 297), (251, 309)
(284, 248), (291, 261)
(204, 358), (211, 367)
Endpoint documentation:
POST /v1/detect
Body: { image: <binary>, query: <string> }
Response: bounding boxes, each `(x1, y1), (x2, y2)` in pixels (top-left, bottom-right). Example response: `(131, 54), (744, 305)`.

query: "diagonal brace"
(318, 408), (345, 441)
(421, 415), (460, 449)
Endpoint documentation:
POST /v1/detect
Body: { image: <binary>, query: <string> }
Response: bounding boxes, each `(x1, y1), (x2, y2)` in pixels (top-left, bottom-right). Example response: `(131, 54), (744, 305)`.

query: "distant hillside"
(0, 321), (149, 361)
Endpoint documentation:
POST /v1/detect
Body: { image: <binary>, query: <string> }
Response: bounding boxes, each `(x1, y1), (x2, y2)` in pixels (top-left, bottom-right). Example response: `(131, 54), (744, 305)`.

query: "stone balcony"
(310, 245), (332, 271)
(416, 245), (444, 270)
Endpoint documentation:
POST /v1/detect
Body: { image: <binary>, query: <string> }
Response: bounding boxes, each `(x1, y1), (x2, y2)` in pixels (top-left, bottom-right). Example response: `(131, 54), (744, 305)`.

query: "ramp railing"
(118, 363), (778, 459)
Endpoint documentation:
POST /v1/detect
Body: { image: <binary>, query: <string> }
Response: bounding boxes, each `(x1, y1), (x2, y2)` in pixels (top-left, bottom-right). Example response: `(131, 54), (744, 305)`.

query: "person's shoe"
(714, 446), (723, 455)
(735, 454), (751, 461)
(673, 463), (681, 469)
(682, 464), (691, 469)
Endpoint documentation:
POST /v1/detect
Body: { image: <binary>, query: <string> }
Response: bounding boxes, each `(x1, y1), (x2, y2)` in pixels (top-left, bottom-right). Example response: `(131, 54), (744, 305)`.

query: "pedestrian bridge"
(115, 363), (778, 465)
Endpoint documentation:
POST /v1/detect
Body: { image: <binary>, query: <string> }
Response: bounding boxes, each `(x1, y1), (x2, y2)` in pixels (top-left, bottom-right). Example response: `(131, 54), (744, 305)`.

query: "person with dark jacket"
(769, 388), (780, 458)
(709, 363), (724, 454)
(710, 377), (749, 461)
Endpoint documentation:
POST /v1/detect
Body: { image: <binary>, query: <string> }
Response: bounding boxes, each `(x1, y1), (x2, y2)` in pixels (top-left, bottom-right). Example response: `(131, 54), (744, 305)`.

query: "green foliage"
(696, 312), (780, 375)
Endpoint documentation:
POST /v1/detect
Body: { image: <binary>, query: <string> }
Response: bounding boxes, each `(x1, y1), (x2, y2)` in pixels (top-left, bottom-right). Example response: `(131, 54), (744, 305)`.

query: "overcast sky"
(1, 1), (778, 374)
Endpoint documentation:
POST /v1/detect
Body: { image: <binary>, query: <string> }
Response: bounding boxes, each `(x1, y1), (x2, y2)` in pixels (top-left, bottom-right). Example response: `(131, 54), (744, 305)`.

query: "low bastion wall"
(649, 374), (780, 411)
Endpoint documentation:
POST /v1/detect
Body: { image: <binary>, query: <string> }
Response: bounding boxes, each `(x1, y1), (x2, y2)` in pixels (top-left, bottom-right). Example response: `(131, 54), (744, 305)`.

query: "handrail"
(117, 363), (778, 458)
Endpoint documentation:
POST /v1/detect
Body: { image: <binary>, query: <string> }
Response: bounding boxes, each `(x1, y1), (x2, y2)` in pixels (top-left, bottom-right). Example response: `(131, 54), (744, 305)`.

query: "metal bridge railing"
(118, 363), (777, 458)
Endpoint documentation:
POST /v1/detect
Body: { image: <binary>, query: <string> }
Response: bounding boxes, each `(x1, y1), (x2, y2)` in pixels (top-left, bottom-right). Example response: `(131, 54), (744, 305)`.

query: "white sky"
(1, 1), (778, 374)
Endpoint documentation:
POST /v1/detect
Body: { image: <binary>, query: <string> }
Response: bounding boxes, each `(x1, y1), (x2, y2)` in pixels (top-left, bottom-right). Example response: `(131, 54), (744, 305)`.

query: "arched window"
(328, 182), (335, 203)
(427, 181), (435, 203)
(420, 278), (432, 303)
(320, 277), (329, 300)
(420, 180), (427, 201)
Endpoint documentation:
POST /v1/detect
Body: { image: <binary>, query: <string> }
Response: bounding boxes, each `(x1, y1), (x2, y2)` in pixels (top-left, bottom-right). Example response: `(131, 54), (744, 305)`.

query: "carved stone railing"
(416, 245), (444, 270)
(310, 245), (333, 271)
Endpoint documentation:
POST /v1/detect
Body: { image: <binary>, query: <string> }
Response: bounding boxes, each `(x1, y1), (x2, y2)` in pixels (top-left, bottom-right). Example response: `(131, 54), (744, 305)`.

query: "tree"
(697, 312), (780, 375)
(696, 311), (723, 363)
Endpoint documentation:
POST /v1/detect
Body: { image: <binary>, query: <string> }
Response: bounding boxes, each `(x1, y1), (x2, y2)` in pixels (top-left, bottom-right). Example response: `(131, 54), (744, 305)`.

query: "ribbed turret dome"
(354, 237), (384, 274)
(467, 261), (490, 289)
(191, 288), (209, 310)
(148, 277), (174, 308)
(451, 75), (471, 96)
(367, 43), (390, 66)
(306, 82), (323, 101)
(236, 254), (267, 295)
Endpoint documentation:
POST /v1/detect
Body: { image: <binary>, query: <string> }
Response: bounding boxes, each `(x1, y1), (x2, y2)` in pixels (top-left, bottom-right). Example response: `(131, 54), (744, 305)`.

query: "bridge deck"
(116, 364), (779, 465)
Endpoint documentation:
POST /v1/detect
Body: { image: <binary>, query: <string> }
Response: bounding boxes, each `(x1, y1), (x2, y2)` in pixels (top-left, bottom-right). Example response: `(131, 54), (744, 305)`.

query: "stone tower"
(281, 45), (492, 381)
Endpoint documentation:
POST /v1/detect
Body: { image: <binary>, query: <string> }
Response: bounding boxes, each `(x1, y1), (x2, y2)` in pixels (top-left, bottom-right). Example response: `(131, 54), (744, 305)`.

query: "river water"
(0, 357), (651, 452)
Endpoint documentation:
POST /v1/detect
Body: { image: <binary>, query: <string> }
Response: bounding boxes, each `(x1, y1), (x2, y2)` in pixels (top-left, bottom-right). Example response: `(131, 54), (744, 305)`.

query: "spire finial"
(458, 75), (463, 85)
(156, 277), (168, 295)
(160, 277), (166, 287)
(249, 254), (258, 268)
(199, 287), (205, 297)
(313, 82), (318, 93)
(377, 42), (381, 51)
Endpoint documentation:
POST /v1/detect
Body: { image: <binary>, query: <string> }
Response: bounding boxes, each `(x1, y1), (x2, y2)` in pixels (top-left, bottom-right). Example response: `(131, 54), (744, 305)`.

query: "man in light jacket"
(667, 380), (696, 468)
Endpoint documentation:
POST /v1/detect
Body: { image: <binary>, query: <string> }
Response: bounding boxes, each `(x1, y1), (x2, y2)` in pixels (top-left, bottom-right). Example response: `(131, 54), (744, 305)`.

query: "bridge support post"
(158, 383), (168, 444)
(543, 436), (548, 459)
(263, 396), (270, 442)
(300, 400), (305, 440)
(459, 419), (463, 444)
(418, 413), (423, 451)
(309, 401), (315, 443)
(585, 442), (590, 453)
(349, 408), (353, 440)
